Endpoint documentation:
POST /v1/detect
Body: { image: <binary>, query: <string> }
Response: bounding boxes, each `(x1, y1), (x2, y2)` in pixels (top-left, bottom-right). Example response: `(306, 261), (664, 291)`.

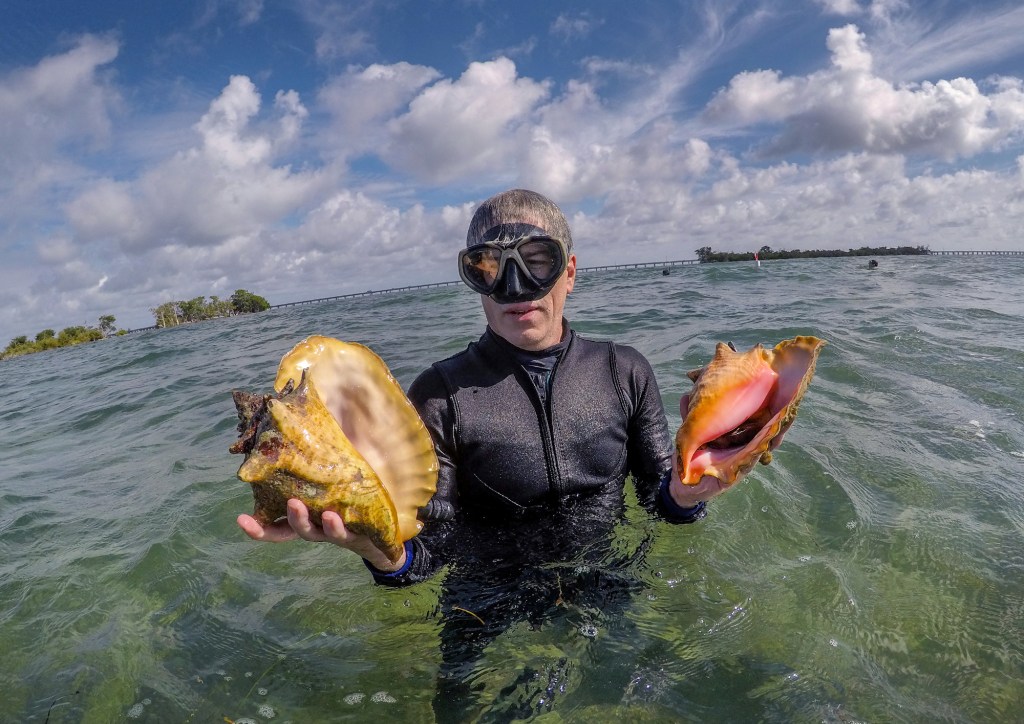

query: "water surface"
(2, 256), (1022, 722)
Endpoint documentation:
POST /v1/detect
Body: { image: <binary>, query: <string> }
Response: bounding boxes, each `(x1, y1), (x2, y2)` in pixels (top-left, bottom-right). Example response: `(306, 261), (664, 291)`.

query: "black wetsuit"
(365, 322), (705, 584)
(366, 322), (706, 720)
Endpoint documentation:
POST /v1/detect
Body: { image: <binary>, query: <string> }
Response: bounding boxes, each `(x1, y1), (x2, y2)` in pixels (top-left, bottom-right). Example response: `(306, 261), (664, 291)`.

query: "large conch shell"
(229, 336), (438, 562)
(675, 336), (825, 486)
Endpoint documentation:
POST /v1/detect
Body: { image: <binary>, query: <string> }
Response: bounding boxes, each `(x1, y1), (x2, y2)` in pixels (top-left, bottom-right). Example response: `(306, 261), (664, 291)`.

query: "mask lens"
(517, 239), (563, 285)
(461, 246), (503, 292)
(458, 235), (568, 299)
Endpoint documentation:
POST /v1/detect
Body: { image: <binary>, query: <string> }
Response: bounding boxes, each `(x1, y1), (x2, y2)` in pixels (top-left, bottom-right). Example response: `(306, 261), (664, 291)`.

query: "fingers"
(697, 474), (729, 497)
(237, 514), (298, 543)
(667, 473), (730, 508)
(238, 501), (396, 567)
(323, 510), (404, 569)
(286, 499), (328, 542)
(320, 509), (350, 542)
(236, 500), (328, 543)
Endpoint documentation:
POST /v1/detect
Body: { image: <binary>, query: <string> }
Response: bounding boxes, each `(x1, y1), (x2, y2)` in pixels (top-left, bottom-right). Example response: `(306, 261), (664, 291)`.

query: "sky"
(2, 0), (1024, 339)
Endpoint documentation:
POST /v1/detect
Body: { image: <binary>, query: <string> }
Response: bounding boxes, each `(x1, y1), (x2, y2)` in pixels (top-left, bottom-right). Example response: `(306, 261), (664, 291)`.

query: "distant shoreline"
(6, 249), (1022, 350)
(123, 248), (1024, 334)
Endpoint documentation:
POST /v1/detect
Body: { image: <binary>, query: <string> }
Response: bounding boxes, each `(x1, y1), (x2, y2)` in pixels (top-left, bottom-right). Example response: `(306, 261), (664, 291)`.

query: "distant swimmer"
(868, 259), (878, 269)
(662, 268), (670, 276)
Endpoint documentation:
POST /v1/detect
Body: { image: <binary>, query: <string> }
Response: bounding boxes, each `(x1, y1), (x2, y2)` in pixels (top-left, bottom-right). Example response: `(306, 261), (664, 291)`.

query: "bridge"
(261, 259), (701, 311)
(123, 250), (1020, 333)
(928, 250), (1024, 256)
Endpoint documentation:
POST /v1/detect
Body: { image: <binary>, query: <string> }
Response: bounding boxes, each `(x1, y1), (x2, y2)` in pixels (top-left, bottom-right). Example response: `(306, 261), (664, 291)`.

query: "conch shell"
(230, 336), (438, 562)
(675, 336), (825, 486)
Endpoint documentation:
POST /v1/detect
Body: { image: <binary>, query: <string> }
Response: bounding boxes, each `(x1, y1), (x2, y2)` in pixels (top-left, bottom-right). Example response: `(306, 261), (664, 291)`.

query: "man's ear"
(565, 254), (577, 293)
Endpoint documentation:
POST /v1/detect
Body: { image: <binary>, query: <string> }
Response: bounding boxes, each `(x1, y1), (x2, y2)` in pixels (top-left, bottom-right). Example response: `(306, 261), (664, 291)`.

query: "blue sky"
(2, 0), (1024, 339)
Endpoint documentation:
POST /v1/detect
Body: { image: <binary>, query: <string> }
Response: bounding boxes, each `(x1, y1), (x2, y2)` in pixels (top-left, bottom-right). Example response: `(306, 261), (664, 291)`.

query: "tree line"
(694, 244), (931, 263)
(150, 289), (270, 328)
(3, 289), (271, 360)
(2, 315), (123, 360)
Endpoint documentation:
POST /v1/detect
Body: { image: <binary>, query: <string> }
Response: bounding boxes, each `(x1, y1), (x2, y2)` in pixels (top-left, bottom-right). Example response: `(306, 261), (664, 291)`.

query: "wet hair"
(466, 189), (573, 253)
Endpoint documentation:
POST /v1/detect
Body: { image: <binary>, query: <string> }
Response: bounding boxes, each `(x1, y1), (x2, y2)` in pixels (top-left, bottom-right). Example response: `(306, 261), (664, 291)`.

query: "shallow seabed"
(2, 256), (1022, 722)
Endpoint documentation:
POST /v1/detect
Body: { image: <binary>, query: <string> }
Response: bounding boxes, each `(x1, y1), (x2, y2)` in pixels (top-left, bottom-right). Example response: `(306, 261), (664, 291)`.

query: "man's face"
(481, 252), (576, 351)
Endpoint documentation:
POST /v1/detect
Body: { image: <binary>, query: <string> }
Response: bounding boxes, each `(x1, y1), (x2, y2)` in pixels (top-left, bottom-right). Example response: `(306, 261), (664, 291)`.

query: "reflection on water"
(1, 256), (1023, 721)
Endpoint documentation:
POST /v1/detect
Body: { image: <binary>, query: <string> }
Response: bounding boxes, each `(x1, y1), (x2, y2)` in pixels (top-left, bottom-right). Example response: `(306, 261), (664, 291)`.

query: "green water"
(2, 256), (1022, 722)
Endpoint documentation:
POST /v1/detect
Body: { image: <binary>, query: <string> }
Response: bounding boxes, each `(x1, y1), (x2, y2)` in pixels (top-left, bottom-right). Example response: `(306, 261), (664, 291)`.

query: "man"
(237, 188), (738, 718)
(237, 188), (729, 571)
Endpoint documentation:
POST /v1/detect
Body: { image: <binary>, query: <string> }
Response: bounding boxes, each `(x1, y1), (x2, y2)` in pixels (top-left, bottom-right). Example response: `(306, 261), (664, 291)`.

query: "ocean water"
(2, 255), (1022, 723)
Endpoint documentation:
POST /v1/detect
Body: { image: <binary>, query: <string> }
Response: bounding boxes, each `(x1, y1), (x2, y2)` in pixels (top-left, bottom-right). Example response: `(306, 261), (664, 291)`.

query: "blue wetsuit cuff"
(658, 474), (708, 524)
(364, 540), (414, 577)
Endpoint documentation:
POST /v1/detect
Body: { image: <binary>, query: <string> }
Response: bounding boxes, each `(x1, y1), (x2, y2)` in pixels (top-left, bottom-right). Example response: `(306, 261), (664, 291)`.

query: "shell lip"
(676, 335), (826, 485)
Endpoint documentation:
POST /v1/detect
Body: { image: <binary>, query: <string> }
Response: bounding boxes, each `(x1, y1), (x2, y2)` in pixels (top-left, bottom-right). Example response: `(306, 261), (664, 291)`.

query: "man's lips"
(504, 303), (540, 316)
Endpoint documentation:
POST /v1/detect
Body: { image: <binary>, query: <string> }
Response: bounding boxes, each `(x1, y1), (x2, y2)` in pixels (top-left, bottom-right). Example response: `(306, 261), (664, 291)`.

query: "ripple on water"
(4, 256), (1024, 722)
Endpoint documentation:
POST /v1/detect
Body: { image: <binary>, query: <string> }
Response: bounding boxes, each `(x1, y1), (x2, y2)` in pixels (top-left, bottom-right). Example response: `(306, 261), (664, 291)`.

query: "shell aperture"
(675, 336), (825, 487)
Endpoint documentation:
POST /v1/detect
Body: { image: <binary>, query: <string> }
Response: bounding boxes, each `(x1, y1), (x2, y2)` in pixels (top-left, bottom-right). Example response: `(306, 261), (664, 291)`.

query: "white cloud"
(384, 58), (550, 184)
(816, 0), (862, 16)
(297, 0), (377, 60)
(551, 13), (600, 40)
(872, 5), (1024, 82)
(704, 24), (1024, 160)
(66, 75), (324, 249)
(235, 0), (264, 25)
(567, 150), (1024, 265)
(0, 35), (121, 244)
(318, 62), (441, 158)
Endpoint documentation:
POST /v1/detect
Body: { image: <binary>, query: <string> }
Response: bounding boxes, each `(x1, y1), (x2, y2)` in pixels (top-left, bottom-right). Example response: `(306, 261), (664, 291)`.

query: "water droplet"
(245, 671), (253, 678)
(344, 693), (365, 705)
(846, 520), (856, 529)
(258, 703), (276, 718)
(799, 555), (811, 562)
(761, 506), (768, 513)
(829, 638), (839, 647)
(142, 699), (151, 706)
(371, 691), (396, 703)
(579, 623), (599, 638)
(258, 687), (268, 696)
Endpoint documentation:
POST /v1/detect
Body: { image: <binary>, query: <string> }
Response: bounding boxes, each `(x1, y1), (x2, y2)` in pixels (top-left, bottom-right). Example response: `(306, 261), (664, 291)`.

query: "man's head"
(466, 189), (573, 252)
(460, 189), (577, 351)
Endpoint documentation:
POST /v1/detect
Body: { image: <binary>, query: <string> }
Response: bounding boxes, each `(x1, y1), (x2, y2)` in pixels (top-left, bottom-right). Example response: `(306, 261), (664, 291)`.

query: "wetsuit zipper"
(542, 336), (570, 498)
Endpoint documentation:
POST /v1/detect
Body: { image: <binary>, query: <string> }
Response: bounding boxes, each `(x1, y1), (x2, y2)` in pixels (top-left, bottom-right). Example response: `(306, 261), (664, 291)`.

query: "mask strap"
(480, 223), (549, 243)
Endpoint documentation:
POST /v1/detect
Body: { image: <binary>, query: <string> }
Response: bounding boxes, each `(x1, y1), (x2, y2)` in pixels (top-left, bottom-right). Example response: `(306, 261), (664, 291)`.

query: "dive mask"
(458, 223), (569, 304)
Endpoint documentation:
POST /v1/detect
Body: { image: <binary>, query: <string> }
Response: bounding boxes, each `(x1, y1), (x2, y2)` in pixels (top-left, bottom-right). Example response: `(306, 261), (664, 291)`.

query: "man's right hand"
(237, 498), (407, 573)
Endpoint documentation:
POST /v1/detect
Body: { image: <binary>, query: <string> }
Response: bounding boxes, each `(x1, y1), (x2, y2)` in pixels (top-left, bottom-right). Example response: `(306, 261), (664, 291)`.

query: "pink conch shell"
(230, 336), (438, 562)
(675, 336), (825, 486)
